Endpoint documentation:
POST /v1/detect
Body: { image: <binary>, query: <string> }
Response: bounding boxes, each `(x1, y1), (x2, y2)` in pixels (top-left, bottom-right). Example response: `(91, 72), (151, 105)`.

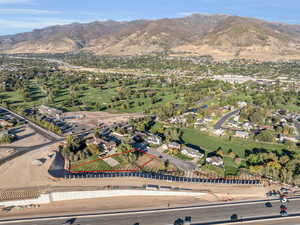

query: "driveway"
(147, 147), (197, 171)
(214, 107), (244, 130)
(133, 141), (197, 171)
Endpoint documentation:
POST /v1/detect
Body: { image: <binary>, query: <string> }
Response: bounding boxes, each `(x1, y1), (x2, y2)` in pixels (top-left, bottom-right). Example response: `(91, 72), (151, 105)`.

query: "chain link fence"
(64, 171), (261, 185)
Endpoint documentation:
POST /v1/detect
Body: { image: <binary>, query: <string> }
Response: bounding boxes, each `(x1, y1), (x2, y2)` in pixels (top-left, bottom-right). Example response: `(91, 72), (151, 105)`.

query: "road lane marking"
(1, 198), (299, 224)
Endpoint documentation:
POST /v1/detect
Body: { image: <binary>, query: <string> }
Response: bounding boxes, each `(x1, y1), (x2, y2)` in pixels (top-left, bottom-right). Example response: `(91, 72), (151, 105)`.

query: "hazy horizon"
(0, 0), (299, 35)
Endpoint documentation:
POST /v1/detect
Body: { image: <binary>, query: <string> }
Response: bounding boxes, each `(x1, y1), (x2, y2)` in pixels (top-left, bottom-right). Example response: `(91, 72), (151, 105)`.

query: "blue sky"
(0, 0), (299, 35)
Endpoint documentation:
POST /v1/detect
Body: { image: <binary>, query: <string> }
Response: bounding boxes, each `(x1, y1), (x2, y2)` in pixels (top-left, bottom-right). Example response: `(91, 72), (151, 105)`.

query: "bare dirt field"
(9, 126), (49, 147)
(63, 111), (142, 128)
(0, 143), (57, 190)
(0, 125), (49, 160)
(0, 149), (15, 160)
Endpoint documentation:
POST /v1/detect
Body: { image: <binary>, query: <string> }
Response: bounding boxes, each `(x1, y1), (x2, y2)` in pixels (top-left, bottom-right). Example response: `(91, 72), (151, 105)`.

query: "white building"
(234, 131), (249, 139)
(206, 156), (224, 167)
(147, 135), (162, 145)
(181, 147), (204, 159)
(238, 101), (247, 108)
(168, 142), (181, 150)
(194, 119), (205, 127)
(242, 122), (253, 130)
(213, 128), (225, 136)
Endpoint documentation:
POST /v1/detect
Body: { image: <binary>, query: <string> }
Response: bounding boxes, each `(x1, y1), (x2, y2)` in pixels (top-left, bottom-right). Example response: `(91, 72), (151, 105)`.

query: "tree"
(164, 159), (170, 170)
(256, 130), (275, 142)
(293, 174), (300, 186)
(88, 143), (101, 155)
(165, 127), (182, 141)
(66, 135), (77, 151)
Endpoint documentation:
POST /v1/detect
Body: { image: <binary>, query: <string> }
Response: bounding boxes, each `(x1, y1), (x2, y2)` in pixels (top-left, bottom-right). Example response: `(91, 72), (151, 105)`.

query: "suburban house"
(279, 135), (298, 143)
(242, 122), (253, 130)
(234, 131), (249, 139)
(113, 123), (133, 136)
(213, 128), (225, 136)
(233, 115), (240, 122)
(194, 118), (211, 128)
(227, 120), (240, 128)
(168, 142), (181, 150)
(168, 117), (179, 124)
(194, 119), (205, 127)
(238, 101), (247, 107)
(206, 156), (224, 167)
(95, 138), (117, 151)
(181, 147), (204, 159)
(146, 135), (162, 145)
(101, 141), (117, 151)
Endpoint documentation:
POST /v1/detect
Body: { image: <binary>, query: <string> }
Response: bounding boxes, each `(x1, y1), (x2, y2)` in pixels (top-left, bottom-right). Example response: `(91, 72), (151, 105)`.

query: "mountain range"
(1, 14), (300, 61)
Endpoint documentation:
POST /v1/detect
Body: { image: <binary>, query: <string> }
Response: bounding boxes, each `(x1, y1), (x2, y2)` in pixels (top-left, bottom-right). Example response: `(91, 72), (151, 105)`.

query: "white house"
(194, 119), (205, 127)
(238, 101), (247, 108)
(206, 156), (224, 167)
(234, 131), (249, 139)
(147, 135), (162, 145)
(168, 142), (181, 150)
(233, 115), (240, 122)
(213, 128), (225, 136)
(242, 122), (253, 130)
(181, 147), (204, 159)
(280, 136), (298, 143)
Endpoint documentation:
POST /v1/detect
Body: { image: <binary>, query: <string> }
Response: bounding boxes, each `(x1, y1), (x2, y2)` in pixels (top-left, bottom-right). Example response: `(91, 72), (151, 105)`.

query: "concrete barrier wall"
(0, 190), (205, 207)
(50, 190), (205, 202)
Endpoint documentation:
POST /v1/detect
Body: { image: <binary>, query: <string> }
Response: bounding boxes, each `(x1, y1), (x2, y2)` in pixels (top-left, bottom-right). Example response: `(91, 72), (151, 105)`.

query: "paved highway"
(2, 198), (300, 225)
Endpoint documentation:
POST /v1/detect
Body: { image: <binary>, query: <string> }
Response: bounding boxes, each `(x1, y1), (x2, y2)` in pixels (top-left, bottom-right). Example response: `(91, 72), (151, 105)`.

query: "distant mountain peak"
(1, 14), (300, 61)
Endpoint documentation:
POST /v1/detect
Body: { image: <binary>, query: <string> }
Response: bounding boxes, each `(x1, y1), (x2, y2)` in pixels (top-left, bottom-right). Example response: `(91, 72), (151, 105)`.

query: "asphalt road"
(237, 217), (300, 225)
(213, 108), (244, 130)
(2, 198), (300, 225)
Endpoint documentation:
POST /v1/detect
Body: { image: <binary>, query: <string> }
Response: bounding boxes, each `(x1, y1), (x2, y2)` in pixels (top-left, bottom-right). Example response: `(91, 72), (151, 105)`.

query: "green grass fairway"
(181, 128), (288, 158)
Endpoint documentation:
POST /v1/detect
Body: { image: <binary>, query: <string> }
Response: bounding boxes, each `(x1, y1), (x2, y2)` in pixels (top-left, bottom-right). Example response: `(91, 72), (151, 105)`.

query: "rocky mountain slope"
(1, 14), (300, 61)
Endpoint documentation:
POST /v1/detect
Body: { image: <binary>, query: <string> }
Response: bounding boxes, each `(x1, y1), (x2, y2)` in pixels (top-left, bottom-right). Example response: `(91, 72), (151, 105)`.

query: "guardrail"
(64, 171), (261, 185)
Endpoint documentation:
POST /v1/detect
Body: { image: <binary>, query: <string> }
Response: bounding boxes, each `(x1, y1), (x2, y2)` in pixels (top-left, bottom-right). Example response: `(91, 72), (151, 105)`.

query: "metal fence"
(64, 171), (261, 185)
